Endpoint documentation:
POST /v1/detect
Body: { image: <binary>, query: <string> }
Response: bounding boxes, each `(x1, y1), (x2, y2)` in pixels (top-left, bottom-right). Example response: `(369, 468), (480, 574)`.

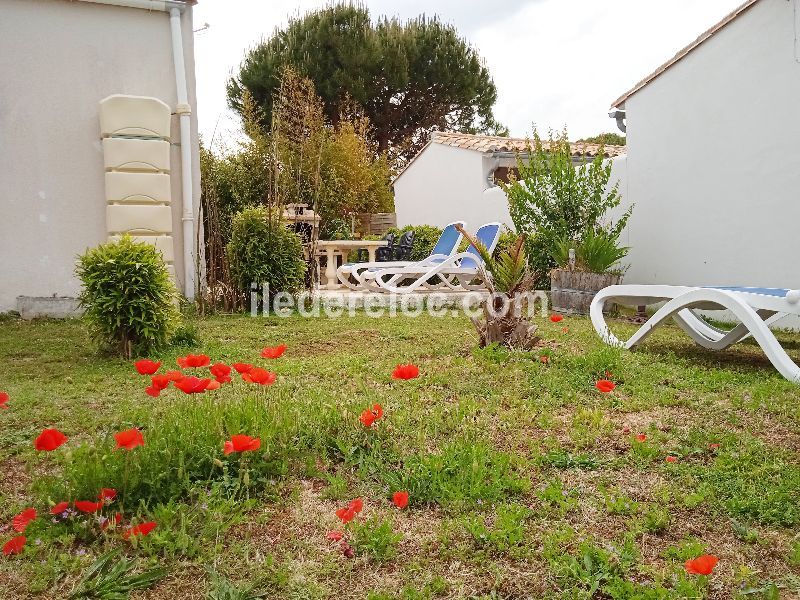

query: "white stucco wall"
(620, 0), (799, 290)
(0, 0), (201, 312)
(393, 143), (513, 230)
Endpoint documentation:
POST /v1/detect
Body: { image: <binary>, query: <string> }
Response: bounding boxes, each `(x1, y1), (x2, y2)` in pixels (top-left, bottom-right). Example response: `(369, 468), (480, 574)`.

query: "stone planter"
(550, 269), (621, 315)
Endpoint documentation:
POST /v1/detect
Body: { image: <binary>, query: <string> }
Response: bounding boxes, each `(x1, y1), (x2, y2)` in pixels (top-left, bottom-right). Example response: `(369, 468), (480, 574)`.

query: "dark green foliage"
(501, 129), (631, 286)
(76, 237), (180, 358)
(387, 224), (443, 262)
(68, 550), (165, 599)
(227, 4), (504, 162)
(578, 132), (626, 146)
(349, 517), (402, 561)
(226, 207), (307, 295)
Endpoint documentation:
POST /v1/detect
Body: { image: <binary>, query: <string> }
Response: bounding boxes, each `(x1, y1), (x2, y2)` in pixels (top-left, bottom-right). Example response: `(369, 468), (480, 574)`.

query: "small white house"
(609, 0), (800, 289)
(393, 132), (625, 231)
(0, 0), (201, 316)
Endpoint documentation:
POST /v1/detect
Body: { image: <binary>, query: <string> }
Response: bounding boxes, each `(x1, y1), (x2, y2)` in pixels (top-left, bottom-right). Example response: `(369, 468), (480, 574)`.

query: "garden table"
(316, 239), (388, 289)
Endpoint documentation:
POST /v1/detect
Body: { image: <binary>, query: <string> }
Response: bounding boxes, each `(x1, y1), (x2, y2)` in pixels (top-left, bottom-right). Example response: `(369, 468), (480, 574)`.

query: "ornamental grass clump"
(76, 236), (180, 358)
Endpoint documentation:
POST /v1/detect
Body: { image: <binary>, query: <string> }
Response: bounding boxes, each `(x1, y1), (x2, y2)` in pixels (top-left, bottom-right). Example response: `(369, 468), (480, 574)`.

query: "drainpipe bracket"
(175, 103), (192, 116)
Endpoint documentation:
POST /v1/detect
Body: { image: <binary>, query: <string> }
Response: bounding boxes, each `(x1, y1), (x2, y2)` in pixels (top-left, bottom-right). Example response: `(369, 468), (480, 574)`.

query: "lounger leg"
(591, 288), (800, 382)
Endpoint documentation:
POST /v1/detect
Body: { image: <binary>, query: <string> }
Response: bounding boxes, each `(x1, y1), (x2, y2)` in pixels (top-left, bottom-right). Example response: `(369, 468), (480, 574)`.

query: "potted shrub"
(548, 228), (629, 314)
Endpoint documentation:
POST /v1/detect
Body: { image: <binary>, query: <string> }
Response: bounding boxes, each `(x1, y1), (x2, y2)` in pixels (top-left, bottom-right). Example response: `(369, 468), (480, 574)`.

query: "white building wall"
(621, 0), (800, 290)
(0, 0), (201, 312)
(394, 144), (512, 230)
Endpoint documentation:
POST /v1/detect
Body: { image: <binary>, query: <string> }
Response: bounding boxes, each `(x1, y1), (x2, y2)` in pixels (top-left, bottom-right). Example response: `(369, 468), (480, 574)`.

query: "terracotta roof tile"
(432, 131), (626, 158)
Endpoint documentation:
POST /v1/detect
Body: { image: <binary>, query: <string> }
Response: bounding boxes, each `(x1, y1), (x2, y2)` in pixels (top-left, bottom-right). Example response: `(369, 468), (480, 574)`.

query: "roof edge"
(610, 0), (760, 109)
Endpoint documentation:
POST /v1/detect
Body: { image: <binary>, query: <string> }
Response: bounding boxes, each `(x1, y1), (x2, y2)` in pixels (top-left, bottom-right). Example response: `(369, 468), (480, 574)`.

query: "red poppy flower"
(151, 374), (171, 390)
(75, 500), (104, 513)
(709, 443), (721, 451)
(595, 379), (616, 393)
(359, 409), (376, 427)
(550, 314), (563, 323)
(101, 512), (122, 530)
(174, 376), (211, 394)
(326, 530), (344, 541)
(209, 363), (232, 383)
(335, 507), (356, 524)
(232, 363), (253, 374)
(34, 428), (68, 451)
(684, 554), (719, 575)
(123, 521), (157, 540)
(12, 508), (36, 533)
(392, 364), (419, 380)
(223, 434), (261, 456)
(165, 370), (184, 382)
(539, 355), (550, 364)
(636, 434), (647, 442)
(260, 344), (287, 359)
(50, 502), (70, 515)
(0, 391), (8, 409)
(114, 428), (144, 450)
(371, 404), (383, 420)
(392, 491), (409, 509)
(134, 359), (161, 375)
(348, 498), (364, 514)
(666, 456), (678, 463)
(177, 354), (210, 369)
(98, 488), (117, 501)
(145, 385), (160, 398)
(206, 380), (221, 391)
(241, 368), (276, 385)
(2, 536), (25, 556)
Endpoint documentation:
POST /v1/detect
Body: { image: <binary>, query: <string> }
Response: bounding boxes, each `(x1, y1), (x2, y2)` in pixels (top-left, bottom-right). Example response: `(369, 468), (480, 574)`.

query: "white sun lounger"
(336, 221), (465, 291)
(590, 284), (800, 382)
(367, 222), (502, 294)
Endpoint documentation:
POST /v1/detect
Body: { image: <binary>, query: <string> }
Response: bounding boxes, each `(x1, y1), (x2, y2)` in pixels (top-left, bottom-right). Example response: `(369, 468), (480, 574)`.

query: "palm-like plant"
(455, 225), (541, 350)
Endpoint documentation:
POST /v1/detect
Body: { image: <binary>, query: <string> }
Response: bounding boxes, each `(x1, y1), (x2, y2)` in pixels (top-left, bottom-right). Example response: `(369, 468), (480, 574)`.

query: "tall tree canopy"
(226, 4), (505, 164)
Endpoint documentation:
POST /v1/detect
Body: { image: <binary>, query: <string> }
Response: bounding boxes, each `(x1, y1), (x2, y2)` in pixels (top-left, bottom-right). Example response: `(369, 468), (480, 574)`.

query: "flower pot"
(550, 268), (621, 315)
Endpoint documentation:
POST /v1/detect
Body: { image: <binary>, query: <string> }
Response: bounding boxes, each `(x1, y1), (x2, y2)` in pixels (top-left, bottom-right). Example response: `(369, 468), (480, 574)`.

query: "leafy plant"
(227, 207), (307, 296)
(68, 550), (165, 599)
(500, 128), (631, 285)
(550, 228), (630, 274)
(464, 503), (530, 553)
(76, 236), (180, 357)
(349, 517), (402, 561)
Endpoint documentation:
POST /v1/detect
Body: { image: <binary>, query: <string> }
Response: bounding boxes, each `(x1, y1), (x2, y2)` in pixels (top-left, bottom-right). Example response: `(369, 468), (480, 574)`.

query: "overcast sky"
(193, 0), (743, 148)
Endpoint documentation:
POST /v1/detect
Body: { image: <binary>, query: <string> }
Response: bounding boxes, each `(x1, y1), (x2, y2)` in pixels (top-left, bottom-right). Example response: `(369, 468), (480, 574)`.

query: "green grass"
(0, 311), (799, 598)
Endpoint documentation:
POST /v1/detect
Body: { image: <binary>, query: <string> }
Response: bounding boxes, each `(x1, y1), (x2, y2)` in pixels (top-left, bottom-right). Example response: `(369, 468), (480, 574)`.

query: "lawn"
(0, 311), (799, 599)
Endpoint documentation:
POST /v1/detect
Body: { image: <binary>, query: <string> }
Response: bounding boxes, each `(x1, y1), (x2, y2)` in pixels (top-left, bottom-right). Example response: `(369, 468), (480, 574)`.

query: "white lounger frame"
(590, 284), (800, 382)
(336, 221), (465, 291)
(367, 223), (502, 294)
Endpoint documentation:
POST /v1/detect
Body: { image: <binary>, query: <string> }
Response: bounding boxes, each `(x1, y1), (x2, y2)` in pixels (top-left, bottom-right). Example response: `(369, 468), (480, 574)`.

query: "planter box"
(550, 269), (621, 315)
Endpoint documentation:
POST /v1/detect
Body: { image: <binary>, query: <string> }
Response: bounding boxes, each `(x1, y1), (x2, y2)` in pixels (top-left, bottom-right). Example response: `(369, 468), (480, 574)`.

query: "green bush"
(387, 224), (443, 262)
(501, 128), (631, 286)
(227, 207), (307, 295)
(551, 228), (629, 274)
(76, 236), (180, 358)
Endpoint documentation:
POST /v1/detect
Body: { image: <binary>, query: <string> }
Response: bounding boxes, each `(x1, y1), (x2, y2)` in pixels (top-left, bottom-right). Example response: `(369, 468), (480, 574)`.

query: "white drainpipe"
(169, 7), (196, 300)
(78, 0), (196, 300)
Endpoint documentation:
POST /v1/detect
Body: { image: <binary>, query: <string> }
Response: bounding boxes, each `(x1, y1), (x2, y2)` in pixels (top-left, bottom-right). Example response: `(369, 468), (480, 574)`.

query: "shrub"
(227, 207), (307, 296)
(500, 128), (631, 286)
(550, 228), (629, 274)
(76, 236), (180, 358)
(386, 224), (443, 262)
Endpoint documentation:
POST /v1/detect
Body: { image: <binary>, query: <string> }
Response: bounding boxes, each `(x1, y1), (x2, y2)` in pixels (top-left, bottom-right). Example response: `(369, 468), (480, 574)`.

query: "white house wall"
(621, 0), (800, 292)
(0, 0), (201, 312)
(394, 144), (512, 231)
